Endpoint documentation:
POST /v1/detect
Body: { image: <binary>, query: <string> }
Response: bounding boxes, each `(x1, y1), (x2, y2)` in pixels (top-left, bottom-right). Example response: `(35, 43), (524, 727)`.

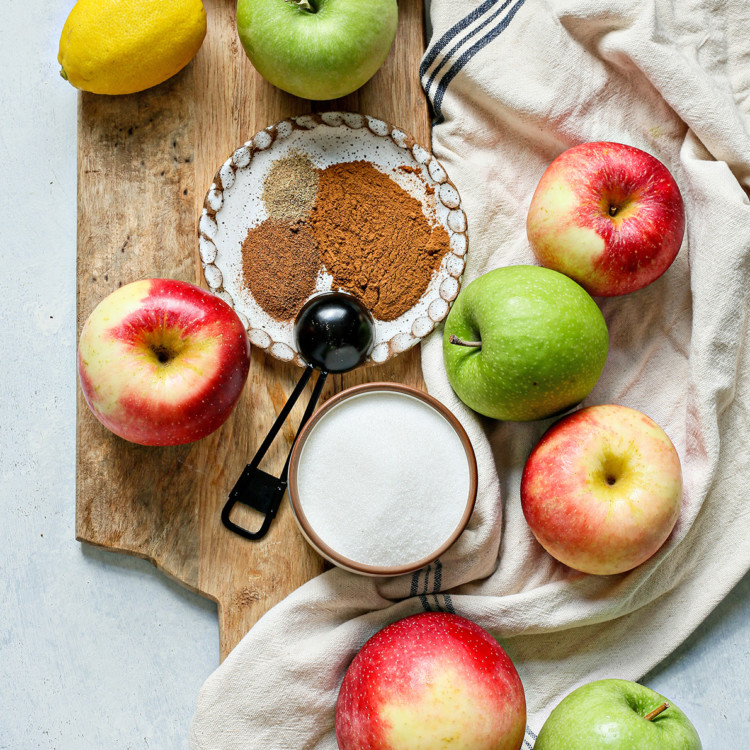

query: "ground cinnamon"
(310, 161), (450, 321)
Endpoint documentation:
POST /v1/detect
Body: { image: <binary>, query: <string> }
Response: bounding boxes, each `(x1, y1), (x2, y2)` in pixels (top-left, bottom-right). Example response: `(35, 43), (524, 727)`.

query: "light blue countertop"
(1, 2), (747, 747)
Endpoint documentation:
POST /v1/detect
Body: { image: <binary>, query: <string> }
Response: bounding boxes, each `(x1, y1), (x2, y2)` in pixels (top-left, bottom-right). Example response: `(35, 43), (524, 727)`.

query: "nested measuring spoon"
(221, 292), (375, 541)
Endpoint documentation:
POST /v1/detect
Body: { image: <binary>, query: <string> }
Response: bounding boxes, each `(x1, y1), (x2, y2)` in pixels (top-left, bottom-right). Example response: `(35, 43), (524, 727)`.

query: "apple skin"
(335, 612), (527, 750)
(521, 404), (682, 575)
(78, 279), (251, 446)
(526, 142), (685, 297)
(236, 0), (398, 100)
(443, 266), (609, 422)
(535, 679), (702, 749)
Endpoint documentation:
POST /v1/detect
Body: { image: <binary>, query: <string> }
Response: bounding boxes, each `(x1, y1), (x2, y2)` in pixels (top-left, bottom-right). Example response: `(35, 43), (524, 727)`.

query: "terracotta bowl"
(287, 383), (478, 577)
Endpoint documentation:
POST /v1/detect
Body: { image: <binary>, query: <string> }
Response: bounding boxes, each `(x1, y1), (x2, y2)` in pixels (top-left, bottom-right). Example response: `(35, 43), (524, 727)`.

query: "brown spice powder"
(309, 161), (450, 321)
(241, 219), (320, 321)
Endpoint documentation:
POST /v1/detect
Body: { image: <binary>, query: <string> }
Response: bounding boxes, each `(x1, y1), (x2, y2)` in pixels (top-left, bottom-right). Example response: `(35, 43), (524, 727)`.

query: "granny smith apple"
(443, 266), (609, 421)
(236, 0), (398, 100)
(535, 679), (702, 749)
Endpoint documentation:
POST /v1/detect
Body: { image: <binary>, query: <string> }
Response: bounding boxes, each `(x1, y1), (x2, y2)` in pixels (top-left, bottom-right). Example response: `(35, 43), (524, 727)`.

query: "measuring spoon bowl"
(294, 292), (375, 374)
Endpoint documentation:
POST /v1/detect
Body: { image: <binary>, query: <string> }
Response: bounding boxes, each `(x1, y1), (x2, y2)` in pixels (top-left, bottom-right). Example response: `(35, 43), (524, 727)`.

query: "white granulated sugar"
(295, 391), (471, 568)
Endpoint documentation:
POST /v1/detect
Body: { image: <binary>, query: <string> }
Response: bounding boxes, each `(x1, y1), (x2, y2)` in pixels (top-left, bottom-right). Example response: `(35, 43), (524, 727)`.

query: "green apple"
(443, 265), (608, 421)
(535, 679), (702, 749)
(236, 0), (398, 100)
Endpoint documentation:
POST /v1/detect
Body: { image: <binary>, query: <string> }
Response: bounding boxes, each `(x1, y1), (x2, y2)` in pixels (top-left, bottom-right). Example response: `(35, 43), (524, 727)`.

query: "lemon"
(58, 0), (207, 95)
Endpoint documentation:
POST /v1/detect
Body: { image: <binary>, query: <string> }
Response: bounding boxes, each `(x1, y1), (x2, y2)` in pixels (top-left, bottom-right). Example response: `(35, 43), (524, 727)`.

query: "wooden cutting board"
(76, 0), (430, 660)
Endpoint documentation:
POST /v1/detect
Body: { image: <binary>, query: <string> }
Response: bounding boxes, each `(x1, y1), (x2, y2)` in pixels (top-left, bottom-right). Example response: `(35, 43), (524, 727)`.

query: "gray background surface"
(1, 1), (747, 747)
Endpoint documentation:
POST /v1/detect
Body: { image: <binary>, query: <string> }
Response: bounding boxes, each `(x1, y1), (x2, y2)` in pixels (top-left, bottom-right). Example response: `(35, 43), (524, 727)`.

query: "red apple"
(521, 404), (683, 575)
(335, 612), (526, 750)
(78, 278), (251, 446)
(526, 142), (685, 296)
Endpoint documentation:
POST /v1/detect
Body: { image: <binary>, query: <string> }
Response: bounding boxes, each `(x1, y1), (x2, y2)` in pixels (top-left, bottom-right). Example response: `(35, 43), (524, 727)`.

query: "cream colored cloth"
(191, 1), (750, 746)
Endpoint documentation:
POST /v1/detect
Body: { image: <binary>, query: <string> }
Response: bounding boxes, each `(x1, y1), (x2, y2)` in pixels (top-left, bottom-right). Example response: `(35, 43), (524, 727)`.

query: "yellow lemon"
(58, 0), (207, 95)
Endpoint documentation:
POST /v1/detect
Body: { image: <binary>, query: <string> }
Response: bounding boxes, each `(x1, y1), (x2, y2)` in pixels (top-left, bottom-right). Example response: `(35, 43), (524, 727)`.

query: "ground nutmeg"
(242, 219), (320, 321)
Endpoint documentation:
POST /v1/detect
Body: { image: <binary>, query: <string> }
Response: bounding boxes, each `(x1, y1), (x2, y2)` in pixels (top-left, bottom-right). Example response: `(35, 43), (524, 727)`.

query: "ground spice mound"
(309, 161), (450, 321)
(241, 219), (320, 321)
(262, 151), (319, 222)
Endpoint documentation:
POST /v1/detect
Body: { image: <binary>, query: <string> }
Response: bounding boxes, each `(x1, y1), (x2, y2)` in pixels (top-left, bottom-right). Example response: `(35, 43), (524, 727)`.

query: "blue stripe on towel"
(419, 565), (433, 611)
(443, 592), (456, 614)
(419, 0), (500, 79)
(431, 559), (442, 611)
(429, 0), (527, 123)
(410, 568), (420, 599)
(431, 559), (446, 611)
(423, 0), (512, 94)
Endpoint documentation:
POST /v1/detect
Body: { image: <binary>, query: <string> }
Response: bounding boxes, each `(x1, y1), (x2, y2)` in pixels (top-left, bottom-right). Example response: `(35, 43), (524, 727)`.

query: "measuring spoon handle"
(221, 366), (328, 541)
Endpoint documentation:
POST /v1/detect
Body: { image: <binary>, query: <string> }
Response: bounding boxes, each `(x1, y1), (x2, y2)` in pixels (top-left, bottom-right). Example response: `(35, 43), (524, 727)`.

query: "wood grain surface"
(76, 0), (430, 660)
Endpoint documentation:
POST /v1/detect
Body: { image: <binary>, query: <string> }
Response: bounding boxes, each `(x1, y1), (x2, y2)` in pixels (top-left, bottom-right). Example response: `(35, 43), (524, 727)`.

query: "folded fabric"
(191, 0), (750, 746)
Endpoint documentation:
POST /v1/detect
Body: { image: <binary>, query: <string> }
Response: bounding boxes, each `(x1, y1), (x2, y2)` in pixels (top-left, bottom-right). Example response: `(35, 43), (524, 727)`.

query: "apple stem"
(449, 334), (482, 349)
(284, 0), (317, 11)
(643, 702), (669, 721)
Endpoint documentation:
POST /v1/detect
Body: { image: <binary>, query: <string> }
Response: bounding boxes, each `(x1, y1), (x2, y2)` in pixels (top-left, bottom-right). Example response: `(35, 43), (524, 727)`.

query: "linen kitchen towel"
(191, 0), (750, 746)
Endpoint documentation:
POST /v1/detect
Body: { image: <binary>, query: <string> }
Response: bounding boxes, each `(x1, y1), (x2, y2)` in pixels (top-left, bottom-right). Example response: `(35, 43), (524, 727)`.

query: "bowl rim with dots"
(198, 111), (469, 369)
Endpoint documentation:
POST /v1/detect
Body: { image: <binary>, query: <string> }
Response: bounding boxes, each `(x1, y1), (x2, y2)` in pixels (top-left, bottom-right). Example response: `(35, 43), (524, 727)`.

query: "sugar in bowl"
(288, 383), (477, 576)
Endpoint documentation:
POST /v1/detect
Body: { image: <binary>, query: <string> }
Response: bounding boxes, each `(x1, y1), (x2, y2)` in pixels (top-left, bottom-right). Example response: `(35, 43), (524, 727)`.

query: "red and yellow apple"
(521, 404), (682, 575)
(526, 142), (685, 296)
(78, 278), (251, 446)
(335, 612), (527, 750)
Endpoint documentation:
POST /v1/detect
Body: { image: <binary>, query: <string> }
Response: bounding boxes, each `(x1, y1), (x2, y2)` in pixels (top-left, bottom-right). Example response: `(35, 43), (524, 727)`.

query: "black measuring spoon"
(221, 292), (375, 541)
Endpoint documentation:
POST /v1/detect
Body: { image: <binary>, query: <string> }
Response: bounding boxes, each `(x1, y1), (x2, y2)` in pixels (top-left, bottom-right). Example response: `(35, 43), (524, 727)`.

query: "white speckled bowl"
(198, 111), (469, 367)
